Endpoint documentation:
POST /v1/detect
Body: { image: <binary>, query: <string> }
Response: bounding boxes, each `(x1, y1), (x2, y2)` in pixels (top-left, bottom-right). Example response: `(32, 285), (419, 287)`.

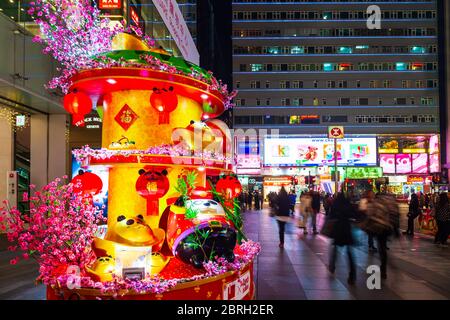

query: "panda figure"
(164, 195), (237, 269)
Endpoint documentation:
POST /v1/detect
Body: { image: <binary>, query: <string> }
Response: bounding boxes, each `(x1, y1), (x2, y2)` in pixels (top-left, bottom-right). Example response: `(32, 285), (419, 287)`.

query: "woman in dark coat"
(328, 192), (357, 284)
(275, 186), (291, 248)
(406, 193), (420, 236)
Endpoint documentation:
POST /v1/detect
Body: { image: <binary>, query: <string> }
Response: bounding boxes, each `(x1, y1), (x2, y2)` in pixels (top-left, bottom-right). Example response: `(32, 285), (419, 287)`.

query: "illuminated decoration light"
(200, 94), (208, 100)
(63, 89), (92, 127)
(71, 170), (103, 196)
(150, 87), (178, 124)
(135, 168), (170, 216)
(106, 78), (117, 84)
(0, 106), (30, 132)
(216, 175), (242, 204)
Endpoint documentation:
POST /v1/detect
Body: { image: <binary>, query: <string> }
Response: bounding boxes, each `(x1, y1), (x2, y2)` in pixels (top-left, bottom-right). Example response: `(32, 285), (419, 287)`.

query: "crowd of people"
(266, 186), (450, 285)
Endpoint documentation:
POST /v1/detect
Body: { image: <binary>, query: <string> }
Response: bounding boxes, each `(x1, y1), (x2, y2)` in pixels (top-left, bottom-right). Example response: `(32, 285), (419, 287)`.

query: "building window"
(416, 80), (424, 88)
(240, 64), (246, 72)
(358, 98), (369, 105)
(327, 81), (336, 88)
(338, 81), (348, 88)
(394, 98), (407, 105)
(378, 98), (383, 105)
(421, 97), (435, 105)
(256, 98), (261, 106)
(322, 98), (327, 105)
(293, 98), (303, 106)
(396, 62), (407, 71)
(339, 98), (350, 106)
(266, 81), (270, 88)
(313, 81), (318, 88)
(322, 115), (348, 123)
(313, 98), (319, 106)
(280, 81), (290, 89)
(402, 80), (411, 88)
(236, 81), (240, 89)
(250, 64), (263, 72)
(293, 80), (303, 89)
(338, 46), (352, 54)
(383, 80), (392, 88)
(356, 80), (361, 88)
(266, 98), (271, 106)
(323, 63), (333, 71)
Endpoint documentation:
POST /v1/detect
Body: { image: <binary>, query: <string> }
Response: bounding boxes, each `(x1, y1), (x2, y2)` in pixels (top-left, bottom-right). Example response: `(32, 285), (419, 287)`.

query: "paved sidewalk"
(244, 208), (450, 300)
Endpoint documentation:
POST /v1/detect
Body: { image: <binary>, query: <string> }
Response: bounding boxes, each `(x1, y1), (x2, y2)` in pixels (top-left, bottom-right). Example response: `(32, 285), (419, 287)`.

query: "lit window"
(290, 46), (304, 54)
(323, 12), (332, 20)
(289, 116), (300, 124)
(338, 47), (352, 54)
(323, 63), (333, 71)
(411, 46), (425, 54)
(355, 45), (369, 49)
(251, 64), (263, 72)
(396, 63), (407, 71)
(339, 63), (351, 71)
(412, 63), (424, 71)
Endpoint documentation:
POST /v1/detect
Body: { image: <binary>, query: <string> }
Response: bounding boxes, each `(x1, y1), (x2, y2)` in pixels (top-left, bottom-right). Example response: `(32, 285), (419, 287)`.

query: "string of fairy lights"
(0, 104), (30, 132)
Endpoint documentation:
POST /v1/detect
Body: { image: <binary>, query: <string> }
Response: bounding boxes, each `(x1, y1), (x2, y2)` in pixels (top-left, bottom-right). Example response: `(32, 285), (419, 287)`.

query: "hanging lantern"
(64, 89), (92, 127)
(150, 86), (178, 124)
(216, 175), (242, 204)
(136, 168), (170, 216)
(71, 170), (103, 197)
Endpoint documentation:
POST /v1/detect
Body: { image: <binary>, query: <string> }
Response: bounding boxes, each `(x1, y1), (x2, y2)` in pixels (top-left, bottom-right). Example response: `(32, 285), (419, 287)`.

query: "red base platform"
(46, 261), (255, 300)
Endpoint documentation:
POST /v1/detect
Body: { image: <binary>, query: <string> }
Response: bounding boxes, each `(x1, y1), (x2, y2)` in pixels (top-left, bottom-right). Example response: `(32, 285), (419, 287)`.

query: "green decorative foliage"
(209, 180), (247, 244)
(175, 170), (199, 220)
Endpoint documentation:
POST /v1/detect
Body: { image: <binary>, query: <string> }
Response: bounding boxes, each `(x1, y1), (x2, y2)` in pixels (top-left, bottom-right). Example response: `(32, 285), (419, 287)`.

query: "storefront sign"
(407, 176), (425, 183)
(98, 0), (121, 9)
(152, 0), (199, 64)
(264, 137), (377, 167)
(378, 138), (399, 154)
(412, 153), (428, 174)
(84, 116), (102, 129)
(328, 126), (344, 139)
(130, 6), (140, 27)
(345, 167), (383, 179)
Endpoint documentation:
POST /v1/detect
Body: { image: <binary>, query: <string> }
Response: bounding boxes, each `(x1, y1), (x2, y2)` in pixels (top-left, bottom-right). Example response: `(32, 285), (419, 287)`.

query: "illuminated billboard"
(263, 137), (377, 167)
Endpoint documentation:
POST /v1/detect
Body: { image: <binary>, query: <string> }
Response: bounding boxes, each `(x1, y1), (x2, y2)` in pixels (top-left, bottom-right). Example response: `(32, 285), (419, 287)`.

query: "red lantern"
(150, 86), (178, 124)
(64, 90), (92, 127)
(216, 175), (242, 203)
(136, 168), (170, 216)
(71, 170), (103, 195)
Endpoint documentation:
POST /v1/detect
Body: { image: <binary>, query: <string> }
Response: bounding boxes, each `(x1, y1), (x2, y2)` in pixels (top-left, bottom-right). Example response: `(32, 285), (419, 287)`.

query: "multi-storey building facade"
(232, 0), (440, 134)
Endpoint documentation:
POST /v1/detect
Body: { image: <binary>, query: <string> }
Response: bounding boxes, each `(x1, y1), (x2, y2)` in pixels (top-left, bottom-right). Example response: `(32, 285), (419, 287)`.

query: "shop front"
(378, 135), (440, 199)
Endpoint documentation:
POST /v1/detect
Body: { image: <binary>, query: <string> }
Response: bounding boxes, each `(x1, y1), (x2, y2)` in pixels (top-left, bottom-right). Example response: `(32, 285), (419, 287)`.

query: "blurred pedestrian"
(434, 193), (450, 247)
(363, 194), (396, 279)
(359, 190), (378, 253)
(406, 193), (421, 236)
(323, 193), (333, 216)
(311, 190), (321, 234)
(419, 192), (425, 209)
(327, 192), (357, 284)
(275, 187), (291, 248)
(254, 190), (261, 210)
(246, 190), (253, 210)
(288, 190), (297, 215)
(300, 191), (313, 235)
(425, 193), (430, 209)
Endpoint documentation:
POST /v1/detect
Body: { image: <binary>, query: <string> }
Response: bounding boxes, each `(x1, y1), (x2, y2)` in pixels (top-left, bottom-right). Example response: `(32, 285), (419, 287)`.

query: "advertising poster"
(429, 135), (439, 154)
(395, 154), (412, 174)
(72, 153), (109, 217)
(430, 154), (440, 173)
(236, 140), (261, 169)
(263, 137), (377, 167)
(378, 138), (399, 153)
(380, 154), (396, 174)
(412, 153), (428, 174)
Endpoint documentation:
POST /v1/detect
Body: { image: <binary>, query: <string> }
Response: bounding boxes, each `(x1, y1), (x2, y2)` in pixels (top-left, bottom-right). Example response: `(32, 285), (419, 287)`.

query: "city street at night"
(1, 0), (450, 308)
